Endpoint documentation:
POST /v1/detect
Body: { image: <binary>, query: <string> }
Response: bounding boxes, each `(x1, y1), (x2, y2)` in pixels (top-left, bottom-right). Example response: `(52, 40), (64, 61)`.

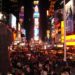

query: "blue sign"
(33, 12), (40, 18)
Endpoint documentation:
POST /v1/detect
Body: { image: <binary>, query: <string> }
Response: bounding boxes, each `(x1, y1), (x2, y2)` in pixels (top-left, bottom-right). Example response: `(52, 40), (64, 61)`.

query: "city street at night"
(0, 0), (75, 75)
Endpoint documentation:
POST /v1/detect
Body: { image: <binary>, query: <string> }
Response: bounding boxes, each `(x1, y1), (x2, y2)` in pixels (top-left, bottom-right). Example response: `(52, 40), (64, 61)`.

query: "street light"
(63, 0), (67, 62)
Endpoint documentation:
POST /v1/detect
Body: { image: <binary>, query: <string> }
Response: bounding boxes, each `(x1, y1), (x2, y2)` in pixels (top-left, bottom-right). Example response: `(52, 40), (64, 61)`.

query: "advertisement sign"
(61, 21), (75, 46)
(34, 18), (39, 25)
(51, 18), (54, 25)
(34, 28), (39, 36)
(10, 14), (17, 30)
(66, 35), (75, 46)
(61, 21), (64, 43)
(19, 6), (24, 24)
(47, 30), (50, 38)
(33, 12), (40, 18)
(65, 0), (74, 35)
(34, 1), (39, 5)
(21, 28), (26, 36)
(35, 5), (39, 12)
(19, 13), (24, 19)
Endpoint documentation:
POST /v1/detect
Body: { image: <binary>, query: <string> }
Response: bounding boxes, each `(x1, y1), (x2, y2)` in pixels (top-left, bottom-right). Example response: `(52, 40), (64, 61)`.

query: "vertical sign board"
(19, 6), (24, 24)
(65, 0), (74, 35)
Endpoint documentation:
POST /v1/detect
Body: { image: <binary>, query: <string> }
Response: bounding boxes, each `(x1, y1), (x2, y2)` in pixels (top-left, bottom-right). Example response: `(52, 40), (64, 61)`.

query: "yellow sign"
(13, 32), (16, 41)
(61, 21), (75, 46)
(34, 1), (39, 5)
(47, 30), (50, 38)
(61, 21), (64, 43)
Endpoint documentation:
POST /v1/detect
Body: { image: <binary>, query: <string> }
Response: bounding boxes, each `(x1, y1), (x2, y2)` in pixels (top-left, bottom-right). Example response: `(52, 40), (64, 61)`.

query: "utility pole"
(63, 0), (67, 62)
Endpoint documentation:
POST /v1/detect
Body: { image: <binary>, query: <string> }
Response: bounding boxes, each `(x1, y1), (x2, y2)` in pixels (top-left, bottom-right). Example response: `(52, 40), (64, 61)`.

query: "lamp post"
(63, 0), (67, 62)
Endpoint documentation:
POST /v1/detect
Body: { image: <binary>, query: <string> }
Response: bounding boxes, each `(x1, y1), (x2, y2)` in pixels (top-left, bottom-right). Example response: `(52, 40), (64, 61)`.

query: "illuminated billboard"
(10, 14), (17, 30)
(61, 35), (75, 46)
(33, 1), (40, 41)
(35, 5), (39, 12)
(33, 12), (40, 18)
(19, 6), (24, 24)
(61, 21), (75, 46)
(34, 1), (39, 5)
(65, 0), (74, 35)
(21, 28), (26, 36)
(34, 28), (39, 40)
(34, 28), (39, 36)
(34, 18), (39, 25)
(51, 18), (54, 25)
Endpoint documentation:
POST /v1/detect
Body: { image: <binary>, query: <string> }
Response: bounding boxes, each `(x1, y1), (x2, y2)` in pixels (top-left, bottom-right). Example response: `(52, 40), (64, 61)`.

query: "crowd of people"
(7, 49), (72, 75)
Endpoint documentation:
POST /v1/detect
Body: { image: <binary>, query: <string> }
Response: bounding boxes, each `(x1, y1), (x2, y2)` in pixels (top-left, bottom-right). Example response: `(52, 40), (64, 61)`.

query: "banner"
(65, 0), (74, 35)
